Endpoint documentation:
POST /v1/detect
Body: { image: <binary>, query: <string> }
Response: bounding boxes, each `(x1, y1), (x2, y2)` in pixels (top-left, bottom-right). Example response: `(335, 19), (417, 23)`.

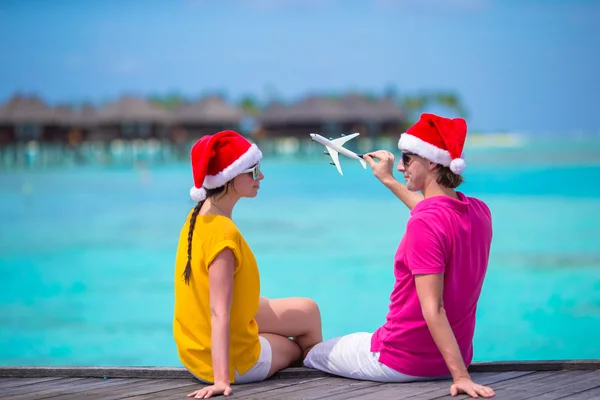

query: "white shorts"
(195, 335), (272, 385)
(304, 332), (432, 383)
(234, 335), (272, 384)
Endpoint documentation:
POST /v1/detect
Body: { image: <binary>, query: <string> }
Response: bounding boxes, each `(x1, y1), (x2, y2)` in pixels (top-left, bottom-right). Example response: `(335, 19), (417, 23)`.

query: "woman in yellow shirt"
(173, 130), (323, 399)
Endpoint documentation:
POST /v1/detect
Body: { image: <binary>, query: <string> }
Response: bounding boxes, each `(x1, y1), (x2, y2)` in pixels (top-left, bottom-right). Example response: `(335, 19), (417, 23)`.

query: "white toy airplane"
(309, 132), (367, 176)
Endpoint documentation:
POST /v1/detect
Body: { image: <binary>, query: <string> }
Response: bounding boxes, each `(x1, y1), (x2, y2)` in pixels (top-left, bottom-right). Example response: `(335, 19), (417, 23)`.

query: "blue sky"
(1, 0), (599, 133)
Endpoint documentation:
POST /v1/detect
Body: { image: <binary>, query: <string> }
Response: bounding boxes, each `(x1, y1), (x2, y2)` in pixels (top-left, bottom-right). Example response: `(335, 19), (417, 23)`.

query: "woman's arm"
(208, 248), (236, 385)
(414, 274), (495, 398)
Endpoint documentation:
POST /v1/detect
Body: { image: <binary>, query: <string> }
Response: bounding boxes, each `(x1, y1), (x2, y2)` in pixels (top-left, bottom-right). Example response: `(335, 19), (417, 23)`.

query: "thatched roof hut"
(95, 96), (170, 125)
(53, 104), (97, 128)
(173, 95), (243, 124)
(0, 95), (56, 124)
(258, 94), (404, 124)
(256, 94), (405, 137)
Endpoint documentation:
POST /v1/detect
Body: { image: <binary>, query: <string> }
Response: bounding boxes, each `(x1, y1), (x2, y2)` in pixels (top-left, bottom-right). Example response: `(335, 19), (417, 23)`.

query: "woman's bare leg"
(256, 297), (323, 358)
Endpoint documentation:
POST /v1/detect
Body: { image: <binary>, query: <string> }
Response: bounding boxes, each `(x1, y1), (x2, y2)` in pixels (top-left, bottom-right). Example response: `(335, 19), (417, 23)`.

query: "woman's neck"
(202, 197), (237, 218)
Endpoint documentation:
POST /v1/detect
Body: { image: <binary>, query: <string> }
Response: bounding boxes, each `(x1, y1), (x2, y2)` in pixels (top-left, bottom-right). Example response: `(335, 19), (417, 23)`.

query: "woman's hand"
(450, 377), (495, 398)
(188, 381), (232, 398)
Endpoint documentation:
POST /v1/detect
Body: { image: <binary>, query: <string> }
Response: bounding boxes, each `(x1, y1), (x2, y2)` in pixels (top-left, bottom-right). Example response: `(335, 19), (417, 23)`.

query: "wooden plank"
(46, 378), (195, 400)
(238, 376), (380, 400)
(3, 378), (152, 400)
(315, 372), (525, 400)
(125, 377), (325, 400)
(506, 371), (586, 393)
(348, 372), (533, 400)
(321, 376), (458, 400)
(0, 378), (85, 398)
(40, 378), (149, 400)
(525, 370), (600, 400)
(323, 382), (428, 400)
(561, 386), (600, 399)
(407, 371), (536, 400)
(1, 378), (151, 400)
(0, 377), (64, 390)
(219, 377), (325, 399)
(489, 370), (600, 400)
(263, 379), (385, 400)
(486, 371), (564, 390)
(345, 383), (441, 400)
(238, 377), (332, 399)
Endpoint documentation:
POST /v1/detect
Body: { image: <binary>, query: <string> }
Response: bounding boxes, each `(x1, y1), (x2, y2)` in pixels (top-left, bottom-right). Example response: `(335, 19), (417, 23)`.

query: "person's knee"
(298, 298), (321, 317)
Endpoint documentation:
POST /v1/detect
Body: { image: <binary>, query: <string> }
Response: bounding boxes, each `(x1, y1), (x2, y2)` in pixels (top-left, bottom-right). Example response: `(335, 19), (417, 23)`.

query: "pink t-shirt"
(371, 192), (492, 377)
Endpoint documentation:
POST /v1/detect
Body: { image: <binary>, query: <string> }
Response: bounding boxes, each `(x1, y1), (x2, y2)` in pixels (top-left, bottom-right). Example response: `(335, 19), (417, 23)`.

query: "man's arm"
(362, 151), (423, 210)
(414, 274), (470, 381)
(379, 175), (424, 210)
(407, 219), (495, 398)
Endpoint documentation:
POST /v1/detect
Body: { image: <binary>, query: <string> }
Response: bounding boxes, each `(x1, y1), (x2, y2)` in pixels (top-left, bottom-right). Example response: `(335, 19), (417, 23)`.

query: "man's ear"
(428, 161), (437, 172)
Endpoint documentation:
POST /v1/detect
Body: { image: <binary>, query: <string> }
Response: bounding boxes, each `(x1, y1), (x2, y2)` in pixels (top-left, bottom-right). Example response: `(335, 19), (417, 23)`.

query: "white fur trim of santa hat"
(189, 143), (262, 201)
(398, 133), (466, 174)
(190, 187), (207, 202)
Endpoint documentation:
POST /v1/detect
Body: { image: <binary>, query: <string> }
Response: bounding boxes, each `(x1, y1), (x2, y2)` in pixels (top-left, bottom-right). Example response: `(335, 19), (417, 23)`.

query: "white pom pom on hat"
(450, 158), (466, 174)
(398, 113), (468, 175)
(190, 187), (207, 202)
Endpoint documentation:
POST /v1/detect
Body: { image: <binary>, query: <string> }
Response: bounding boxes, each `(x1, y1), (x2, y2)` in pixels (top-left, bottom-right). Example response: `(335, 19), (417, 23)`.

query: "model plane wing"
(330, 132), (360, 147)
(326, 146), (343, 175)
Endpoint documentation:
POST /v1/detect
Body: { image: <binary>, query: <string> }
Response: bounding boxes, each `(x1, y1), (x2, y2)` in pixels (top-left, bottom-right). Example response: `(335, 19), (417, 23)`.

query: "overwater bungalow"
(54, 104), (98, 145)
(94, 96), (171, 140)
(0, 95), (63, 145)
(170, 95), (244, 141)
(256, 94), (407, 139)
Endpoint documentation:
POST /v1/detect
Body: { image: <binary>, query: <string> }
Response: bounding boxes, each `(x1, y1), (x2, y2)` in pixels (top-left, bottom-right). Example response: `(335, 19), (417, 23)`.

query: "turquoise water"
(1, 136), (600, 367)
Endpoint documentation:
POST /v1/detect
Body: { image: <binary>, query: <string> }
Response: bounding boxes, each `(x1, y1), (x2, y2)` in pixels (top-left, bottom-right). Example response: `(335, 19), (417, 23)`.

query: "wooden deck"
(1, 361), (599, 399)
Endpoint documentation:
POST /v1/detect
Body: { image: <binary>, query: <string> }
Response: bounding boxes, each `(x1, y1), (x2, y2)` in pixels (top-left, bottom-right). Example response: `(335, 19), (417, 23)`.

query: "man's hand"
(363, 150), (395, 183)
(188, 381), (232, 398)
(450, 378), (495, 398)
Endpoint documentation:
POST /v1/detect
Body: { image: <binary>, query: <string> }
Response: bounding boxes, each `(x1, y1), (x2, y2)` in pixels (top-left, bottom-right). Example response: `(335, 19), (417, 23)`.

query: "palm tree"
(398, 91), (468, 123)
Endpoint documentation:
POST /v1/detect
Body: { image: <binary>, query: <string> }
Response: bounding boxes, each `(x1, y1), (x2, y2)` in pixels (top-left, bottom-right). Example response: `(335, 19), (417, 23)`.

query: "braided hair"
(183, 184), (231, 285)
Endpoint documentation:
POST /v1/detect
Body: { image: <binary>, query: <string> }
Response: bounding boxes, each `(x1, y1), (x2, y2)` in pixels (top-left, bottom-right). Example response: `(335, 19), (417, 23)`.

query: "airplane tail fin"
(358, 157), (366, 169)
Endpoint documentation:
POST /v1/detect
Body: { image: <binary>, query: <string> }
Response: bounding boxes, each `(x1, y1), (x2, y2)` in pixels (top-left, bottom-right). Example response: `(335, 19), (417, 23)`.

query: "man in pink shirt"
(304, 113), (495, 398)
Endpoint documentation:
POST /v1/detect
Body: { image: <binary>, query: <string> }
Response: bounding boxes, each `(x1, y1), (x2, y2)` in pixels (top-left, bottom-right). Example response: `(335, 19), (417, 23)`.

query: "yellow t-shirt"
(173, 212), (261, 383)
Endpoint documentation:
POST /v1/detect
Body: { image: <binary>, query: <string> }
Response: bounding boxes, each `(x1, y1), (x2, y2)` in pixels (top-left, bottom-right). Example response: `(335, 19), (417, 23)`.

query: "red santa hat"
(189, 130), (262, 202)
(398, 113), (468, 175)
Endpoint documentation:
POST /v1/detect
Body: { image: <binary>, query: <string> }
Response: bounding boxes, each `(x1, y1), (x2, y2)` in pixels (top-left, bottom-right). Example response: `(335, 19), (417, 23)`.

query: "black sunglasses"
(402, 152), (416, 165)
